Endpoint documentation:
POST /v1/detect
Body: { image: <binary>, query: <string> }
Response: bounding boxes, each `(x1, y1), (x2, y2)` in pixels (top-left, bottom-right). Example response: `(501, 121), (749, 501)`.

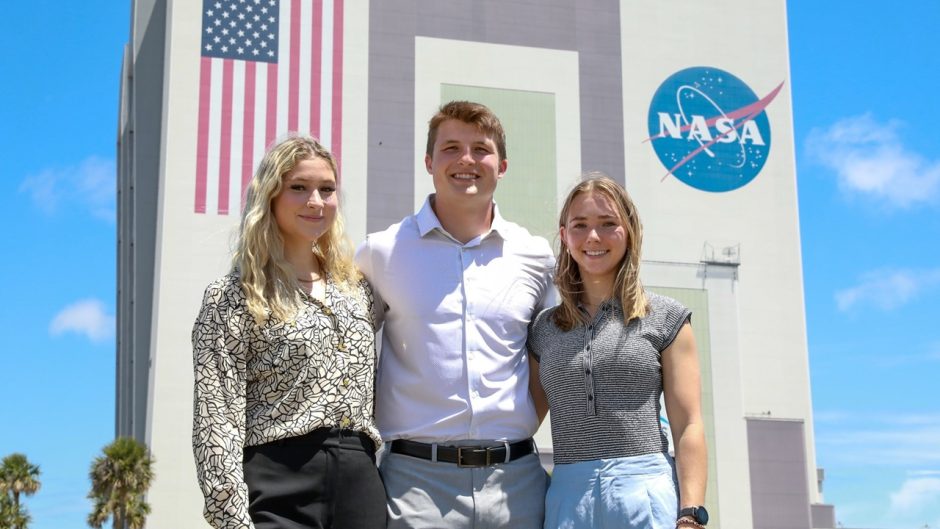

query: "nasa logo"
(646, 66), (784, 192)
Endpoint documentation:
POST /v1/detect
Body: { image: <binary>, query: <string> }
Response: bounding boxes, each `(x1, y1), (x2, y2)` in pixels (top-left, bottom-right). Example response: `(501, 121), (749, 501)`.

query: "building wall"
(118, 1), (818, 528)
(747, 418), (813, 529)
(620, 0), (818, 505)
(366, 0), (624, 235)
(117, 0), (167, 444)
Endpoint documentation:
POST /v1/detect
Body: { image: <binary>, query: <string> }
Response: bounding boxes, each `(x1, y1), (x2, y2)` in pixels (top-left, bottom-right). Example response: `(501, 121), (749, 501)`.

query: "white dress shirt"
(355, 196), (555, 443)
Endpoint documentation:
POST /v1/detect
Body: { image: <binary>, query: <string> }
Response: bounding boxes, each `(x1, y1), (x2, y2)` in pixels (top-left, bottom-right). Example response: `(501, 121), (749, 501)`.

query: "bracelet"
(676, 516), (705, 529)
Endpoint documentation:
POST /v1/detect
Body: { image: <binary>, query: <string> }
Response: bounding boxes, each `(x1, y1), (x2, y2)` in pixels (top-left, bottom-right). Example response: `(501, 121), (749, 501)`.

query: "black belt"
(389, 439), (535, 467)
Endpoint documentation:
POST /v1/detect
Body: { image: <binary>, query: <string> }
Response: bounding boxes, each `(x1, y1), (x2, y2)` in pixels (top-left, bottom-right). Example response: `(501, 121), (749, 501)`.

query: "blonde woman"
(527, 175), (708, 529)
(192, 136), (385, 529)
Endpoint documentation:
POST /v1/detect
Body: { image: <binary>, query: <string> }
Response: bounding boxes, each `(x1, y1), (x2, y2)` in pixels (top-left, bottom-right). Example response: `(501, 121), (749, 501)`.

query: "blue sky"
(789, 2), (940, 527)
(0, 2), (938, 529)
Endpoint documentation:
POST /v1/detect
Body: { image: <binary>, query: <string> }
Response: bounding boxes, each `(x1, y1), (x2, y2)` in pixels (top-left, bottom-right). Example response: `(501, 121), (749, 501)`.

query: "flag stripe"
(288, 0), (301, 133)
(195, 57), (213, 214)
(229, 60), (245, 213)
(276, 0), (291, 140)
(206, 58), (223, 215)
(255, 63), (270, 177)
(266, 62), (278, 149)
(311, 0), (323, 139)
(241, 61), (257, 202)
(218, 60), (234, 215)
(319, 0), (333, 149)
(331, 0), (343, 176)
(297, 1), (312, 134)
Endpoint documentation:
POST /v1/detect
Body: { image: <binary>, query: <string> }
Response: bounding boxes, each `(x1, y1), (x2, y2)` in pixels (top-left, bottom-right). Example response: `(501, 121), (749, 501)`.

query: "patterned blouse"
(192, 272), (380, 529)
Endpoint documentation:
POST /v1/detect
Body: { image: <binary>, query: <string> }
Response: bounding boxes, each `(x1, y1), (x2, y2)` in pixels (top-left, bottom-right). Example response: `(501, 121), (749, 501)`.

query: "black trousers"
(243, 428), (387, 529)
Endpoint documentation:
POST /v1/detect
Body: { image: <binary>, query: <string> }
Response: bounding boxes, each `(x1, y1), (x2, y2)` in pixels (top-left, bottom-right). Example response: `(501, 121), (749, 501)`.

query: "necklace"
(297, 274), (326, 302)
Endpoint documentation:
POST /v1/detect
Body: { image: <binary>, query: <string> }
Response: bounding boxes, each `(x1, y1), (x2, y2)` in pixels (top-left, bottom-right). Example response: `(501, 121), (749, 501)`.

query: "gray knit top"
(527, 292), (691, 464)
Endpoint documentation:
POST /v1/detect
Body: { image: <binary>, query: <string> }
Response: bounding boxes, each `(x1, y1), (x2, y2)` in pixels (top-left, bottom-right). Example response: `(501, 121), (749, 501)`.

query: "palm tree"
(0, 453), (41, 529)
(0, 494), (30, 529)
(87, 438), (155, 529)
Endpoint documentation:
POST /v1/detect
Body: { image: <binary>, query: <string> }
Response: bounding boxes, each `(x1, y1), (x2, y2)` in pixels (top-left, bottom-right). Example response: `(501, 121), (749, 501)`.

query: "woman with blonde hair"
(527, 174), (708, 529)
(192, 136), (385, 529)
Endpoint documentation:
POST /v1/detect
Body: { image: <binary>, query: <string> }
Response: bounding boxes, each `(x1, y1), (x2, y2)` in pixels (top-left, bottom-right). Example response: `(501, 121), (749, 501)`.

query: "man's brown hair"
(425, 101), (507, 161)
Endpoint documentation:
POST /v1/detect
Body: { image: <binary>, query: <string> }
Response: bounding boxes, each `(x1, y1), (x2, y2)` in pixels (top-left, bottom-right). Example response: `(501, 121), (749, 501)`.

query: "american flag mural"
(195, 0), (344, 215)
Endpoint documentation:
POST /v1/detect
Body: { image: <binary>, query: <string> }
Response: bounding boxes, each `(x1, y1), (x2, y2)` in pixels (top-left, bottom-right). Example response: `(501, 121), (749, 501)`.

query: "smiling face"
(272, 156), (338, 250)
(425, 118), (507, 210)
(560, 190), (628, 288)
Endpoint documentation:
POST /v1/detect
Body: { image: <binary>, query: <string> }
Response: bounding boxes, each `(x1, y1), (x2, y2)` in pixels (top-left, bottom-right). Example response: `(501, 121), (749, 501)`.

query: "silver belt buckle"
(456, 446), (492, 468)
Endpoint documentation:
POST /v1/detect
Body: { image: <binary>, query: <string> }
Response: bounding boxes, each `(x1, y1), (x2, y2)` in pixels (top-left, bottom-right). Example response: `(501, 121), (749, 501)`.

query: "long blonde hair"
(553, 173), (648, 331)
(233, 135), (360, 323)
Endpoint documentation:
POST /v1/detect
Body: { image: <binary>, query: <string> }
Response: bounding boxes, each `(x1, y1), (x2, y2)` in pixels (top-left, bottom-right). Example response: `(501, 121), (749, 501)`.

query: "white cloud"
(49, 299), (115, 343)
(908, 470), (940, 477)
(19, 156), (116, 222)
(835, 268), (940, 311)
(816, 412), (940, 467)
(889, 477), (940, 513)
(826, 429), (940, 467)
(816, 413), (940, 529)
(807, 114), (940, 208)
(836, 477), (940, 529)
(18, 169), (58, 214)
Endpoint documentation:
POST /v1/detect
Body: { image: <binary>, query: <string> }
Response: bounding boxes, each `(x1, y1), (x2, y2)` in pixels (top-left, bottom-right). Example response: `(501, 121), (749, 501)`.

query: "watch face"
(681, 506), (710, 525)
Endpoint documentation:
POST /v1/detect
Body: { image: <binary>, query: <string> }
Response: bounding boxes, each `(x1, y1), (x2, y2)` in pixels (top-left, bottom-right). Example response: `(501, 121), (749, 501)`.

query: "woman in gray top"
(527, 175), (708, 529)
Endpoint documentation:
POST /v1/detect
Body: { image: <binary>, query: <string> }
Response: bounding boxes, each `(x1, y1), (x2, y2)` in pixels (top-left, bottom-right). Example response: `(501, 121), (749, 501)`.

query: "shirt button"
(585, 369), (591, 375)
(343, 378), (350, 387)
(586, 345), (591, 351)
(587, 394), (594, 401)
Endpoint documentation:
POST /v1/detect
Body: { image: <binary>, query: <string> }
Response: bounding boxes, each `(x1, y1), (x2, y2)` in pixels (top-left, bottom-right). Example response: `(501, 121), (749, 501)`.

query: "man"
(355, 101), (554, 529)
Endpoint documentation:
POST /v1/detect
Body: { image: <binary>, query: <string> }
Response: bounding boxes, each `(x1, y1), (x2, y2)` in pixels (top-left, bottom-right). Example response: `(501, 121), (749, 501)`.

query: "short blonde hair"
(233, 135), (360, 323)
(553, 173), (648, 331)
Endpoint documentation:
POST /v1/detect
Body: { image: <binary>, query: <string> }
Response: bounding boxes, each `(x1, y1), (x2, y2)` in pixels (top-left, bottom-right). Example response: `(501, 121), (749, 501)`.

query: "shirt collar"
(415, 194), (514, 241)
(577, 297), (623, 316)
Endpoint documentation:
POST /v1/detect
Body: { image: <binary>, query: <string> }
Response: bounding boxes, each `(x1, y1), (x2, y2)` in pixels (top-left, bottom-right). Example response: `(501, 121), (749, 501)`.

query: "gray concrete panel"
(367, 0), (625, 231)
(116, 0), (167, 444)
(747, 418), (813, 529)
(811, 503), (835, 529)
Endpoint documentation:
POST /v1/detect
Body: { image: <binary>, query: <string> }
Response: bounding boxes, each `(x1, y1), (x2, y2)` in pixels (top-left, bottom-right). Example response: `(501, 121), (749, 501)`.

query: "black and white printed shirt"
(192, 272), (380, 529)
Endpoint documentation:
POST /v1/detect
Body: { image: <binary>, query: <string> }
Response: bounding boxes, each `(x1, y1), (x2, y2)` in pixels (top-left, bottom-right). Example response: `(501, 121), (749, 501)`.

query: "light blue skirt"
(544, 452), (678, 529)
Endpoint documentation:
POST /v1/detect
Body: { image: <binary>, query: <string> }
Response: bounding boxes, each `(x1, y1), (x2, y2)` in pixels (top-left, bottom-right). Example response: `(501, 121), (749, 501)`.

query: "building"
(117, 1), (834, 527)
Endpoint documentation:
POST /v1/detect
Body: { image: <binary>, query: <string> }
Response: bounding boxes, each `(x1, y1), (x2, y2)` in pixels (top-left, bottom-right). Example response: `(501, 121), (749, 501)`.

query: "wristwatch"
(678, 506), (709, 525)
